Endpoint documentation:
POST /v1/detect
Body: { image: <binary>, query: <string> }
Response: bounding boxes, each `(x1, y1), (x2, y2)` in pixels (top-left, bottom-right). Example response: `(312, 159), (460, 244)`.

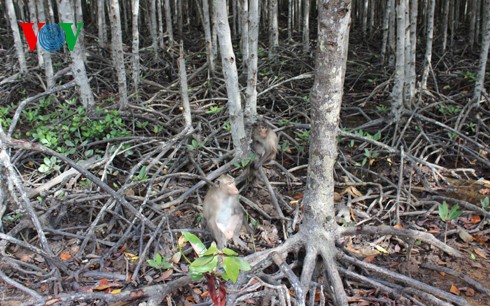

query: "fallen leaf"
(59, 252), (72, 261)
(449, 284), (460, 295)
(458, 229), (474, 243)
(465, 287), (475, 297)
(473, 248), (487, 259)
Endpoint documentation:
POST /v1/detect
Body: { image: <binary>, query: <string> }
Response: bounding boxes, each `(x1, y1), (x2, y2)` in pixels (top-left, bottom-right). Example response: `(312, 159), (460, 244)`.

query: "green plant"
(222, 121), (231, 132)
(295, 130), (311, 142)
(206, 105), (224, 114)
(38, 156), (61, 174)
(438, 104), (461, 116)
(278, 140), (290, 153)
(179, 231), (250, 284)
(481, 197), (489, 211)
(376, 105), (389, 113)
(147, 253), (172, 270)
(187, 139), (203, 151)
(466, 122), (476, 134)
(3, 210), (22, 225)
(278, 119), (291, 126)
(233, 157), (254, 169)
(152, 125), (164, 134)
(361, 148), (379, 167)
(133, 166), (149, 181)
(448, 132), (458, 141)
(463, 70), (477, 83)
(136, 121), (149, 129)
(438, 201), (463, 243)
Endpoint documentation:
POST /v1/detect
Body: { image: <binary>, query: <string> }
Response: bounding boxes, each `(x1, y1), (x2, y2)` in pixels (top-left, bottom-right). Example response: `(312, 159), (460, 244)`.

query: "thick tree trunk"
(421, 0), (435, 90)
(299, 0), (351, 304)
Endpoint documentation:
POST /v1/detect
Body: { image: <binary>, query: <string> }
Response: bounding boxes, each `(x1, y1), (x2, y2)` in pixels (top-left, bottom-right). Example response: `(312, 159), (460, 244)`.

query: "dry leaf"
(393, 224), (405, 229)
(465, 288), (475, 297)
(473, 248), (487, 259)
(59, 252), (72, 261)
(458, 229), (474, 243)
(449, 284), (460, 295)
(172, 252), (182, 263)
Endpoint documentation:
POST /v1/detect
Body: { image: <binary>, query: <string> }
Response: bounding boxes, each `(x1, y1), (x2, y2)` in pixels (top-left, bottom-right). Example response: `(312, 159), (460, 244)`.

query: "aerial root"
(338, 252), (470, 306)
(340, 225), (463, 257)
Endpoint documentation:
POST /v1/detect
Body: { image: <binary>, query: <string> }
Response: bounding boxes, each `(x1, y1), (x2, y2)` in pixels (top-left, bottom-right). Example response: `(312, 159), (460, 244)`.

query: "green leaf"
(222, 248), (238, 256)
(438, 202), (449, 221)
(203, 242), (219, 256)
(449, 205), (463, 220)
(181, 232), (207, 256)
(189, 255), (218, 273)
(223, 256), (244, 283)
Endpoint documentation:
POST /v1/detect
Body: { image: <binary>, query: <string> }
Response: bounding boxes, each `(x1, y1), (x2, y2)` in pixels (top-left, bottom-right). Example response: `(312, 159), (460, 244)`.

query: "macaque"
(252, 123), (278, 169)
(203, 174), (248, 250)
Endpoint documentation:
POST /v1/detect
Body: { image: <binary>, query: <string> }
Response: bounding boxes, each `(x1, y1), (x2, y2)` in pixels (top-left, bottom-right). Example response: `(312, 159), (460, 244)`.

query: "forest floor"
(0, 27), (489, 305)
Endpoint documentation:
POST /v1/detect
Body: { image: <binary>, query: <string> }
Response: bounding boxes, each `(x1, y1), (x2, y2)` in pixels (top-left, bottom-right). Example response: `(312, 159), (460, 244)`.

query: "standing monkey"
(203, 174), (248, 250)
(252, 123), (278, 169)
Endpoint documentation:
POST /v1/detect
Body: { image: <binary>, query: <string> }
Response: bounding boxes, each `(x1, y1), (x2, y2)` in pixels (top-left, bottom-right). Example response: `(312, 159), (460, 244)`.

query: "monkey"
(203, 174), (249, 250)
(251, 123), (278, 169)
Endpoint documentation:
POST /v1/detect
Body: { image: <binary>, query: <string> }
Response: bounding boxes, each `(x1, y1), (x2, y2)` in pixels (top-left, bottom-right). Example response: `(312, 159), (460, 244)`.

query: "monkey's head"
(217, 174), (239, 195)
(254, 124), (269, 139)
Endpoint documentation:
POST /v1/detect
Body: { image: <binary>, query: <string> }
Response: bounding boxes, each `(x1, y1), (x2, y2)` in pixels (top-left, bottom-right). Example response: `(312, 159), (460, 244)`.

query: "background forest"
(0, 0), (489, 305)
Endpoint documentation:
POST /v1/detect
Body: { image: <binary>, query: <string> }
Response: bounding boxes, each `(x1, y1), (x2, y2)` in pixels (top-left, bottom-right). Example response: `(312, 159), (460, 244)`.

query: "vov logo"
(19, 22), (84, 52)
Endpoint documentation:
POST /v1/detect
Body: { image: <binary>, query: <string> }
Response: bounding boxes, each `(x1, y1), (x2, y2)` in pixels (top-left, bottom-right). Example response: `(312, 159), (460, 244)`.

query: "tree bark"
(214, 0), (246, 157)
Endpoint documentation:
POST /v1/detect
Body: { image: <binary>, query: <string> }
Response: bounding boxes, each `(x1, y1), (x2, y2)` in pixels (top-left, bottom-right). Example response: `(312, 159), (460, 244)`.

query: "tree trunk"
(57, 0), (94, 111)
(97, 0), (107, 48)
(108, 0), (128, 110)
(244, 0), (259, 125)
(36, 0), (54, 89)
(5, 0), (27, 74)
(473, 0), (490, 104)
(302, 0), (310, 52)
(390, 0), (406, 122)
(214, 0), (246, 157)
(131, 0), (141, 93)
(299, 2), (351, 303)
(202, 0), (215, 73)
(421, 0), (435, 90)
(164, 0), (174, 44)
(268, 0), (279, 59)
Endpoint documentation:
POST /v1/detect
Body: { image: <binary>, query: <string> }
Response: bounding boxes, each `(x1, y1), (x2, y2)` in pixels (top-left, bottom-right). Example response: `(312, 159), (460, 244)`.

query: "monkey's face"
(219, 176), (239, 195)
(258, 126), (268, 139)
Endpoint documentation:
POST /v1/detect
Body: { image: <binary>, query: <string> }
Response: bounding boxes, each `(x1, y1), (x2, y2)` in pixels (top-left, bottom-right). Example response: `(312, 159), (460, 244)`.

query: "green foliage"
(466, 122), (476, 134)
(438, 201), (463, 221)
(136, 121), (149, 129)
(233, 156), (254, 169)
(463, 70), (477, 83)
(438, 104), (461, 116)
(448, 132), (458, 141)
(257, 47), (266, 58)
(223, 121), (231, 132)
(278, 140), (290, 153)
(206, 105), (224, 114)
(295, 130), (311, 142)
(3, 210), (22, 226)
(180, 232), (251, 284)
(133, 166), (149, 181)
(376, 105), (389, 113)
(481, 197), (489, 211)
(147, 253), (172, 270)
(278, 119), (291, 126)
(187, 139), (203, 151)
(348, 130), (381, 147)
(361, 149), (379, 167)
(3, 98), (132, 158)
(38, 157), (61, 174)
